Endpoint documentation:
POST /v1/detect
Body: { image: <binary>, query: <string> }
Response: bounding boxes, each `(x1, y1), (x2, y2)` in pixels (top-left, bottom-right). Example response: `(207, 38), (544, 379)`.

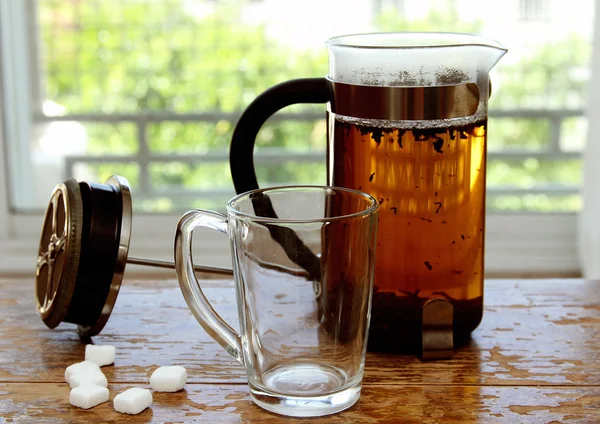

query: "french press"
(229, 32), (507, 358)
(35, 175), (232, 337)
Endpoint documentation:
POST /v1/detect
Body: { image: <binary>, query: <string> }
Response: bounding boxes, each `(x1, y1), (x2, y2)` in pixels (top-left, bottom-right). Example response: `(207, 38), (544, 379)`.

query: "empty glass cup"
(174, 186), (379, 417)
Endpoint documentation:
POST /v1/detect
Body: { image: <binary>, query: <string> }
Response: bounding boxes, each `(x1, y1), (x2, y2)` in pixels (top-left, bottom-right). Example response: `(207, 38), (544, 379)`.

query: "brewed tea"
(328, 115), (487, 351)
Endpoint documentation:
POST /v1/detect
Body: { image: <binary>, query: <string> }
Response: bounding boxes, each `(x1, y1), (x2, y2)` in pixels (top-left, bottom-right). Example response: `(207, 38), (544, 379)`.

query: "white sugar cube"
(149, 365), (187, 392)
(85, 344), (115, 366)
(64, 361), (101, 383)
(69, 370), (108, 389)
(113, 388), (153, 415)
(69, 384), (109, 409)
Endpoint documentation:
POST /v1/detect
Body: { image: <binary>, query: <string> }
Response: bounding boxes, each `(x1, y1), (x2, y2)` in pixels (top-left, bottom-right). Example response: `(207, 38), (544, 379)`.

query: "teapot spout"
(475, 39), (508, 75)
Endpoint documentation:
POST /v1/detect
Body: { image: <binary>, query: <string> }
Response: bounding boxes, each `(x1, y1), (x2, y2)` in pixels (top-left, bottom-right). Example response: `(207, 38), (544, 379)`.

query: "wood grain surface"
(1, 278), (599, 423)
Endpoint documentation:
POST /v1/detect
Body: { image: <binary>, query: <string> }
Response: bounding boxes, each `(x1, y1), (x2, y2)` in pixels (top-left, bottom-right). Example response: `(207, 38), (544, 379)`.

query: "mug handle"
(229, 77), (331, 194)
(174, 209), (244, 366)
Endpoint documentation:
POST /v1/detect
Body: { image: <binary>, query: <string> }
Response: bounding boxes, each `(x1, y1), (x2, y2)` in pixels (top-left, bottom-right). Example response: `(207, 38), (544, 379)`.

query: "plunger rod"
(127, 256), (233, 276)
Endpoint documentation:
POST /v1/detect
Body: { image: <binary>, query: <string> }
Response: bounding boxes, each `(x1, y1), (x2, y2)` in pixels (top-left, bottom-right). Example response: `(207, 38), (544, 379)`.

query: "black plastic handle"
(230, 77), (331, 194)
(229, 78), (331, 282)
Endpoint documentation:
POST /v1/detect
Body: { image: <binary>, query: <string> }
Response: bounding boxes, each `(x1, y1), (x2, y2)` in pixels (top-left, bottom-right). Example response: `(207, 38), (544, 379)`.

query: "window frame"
(0, 0), (587, 276)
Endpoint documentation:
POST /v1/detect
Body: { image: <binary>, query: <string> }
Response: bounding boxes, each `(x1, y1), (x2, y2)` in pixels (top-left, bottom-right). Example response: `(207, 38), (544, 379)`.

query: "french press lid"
(35, 176), (132, 337)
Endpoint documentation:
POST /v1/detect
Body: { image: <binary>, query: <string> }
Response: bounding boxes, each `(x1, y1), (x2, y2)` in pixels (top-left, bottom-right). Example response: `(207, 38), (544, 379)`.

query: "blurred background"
(4, 0), (594, 212)
(0, 0), (598, 276)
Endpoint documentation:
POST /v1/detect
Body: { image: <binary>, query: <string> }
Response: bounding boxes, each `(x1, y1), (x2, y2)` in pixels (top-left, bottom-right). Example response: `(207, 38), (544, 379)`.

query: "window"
(520, 0), (550, 21)
(0, 0), (596, 274)
(373, 0), (406, 15)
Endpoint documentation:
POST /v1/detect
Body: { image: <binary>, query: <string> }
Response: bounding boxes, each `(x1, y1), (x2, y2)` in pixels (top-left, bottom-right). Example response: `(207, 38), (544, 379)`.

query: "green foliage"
(488, 118), (551, 150)
(484, 35), (589, 212)
(375, 2), (482, 33)
(490, 35), (590, 109)
(39, 0), (587, 212)
(487, 158), (582, 187)
(40, 0), (327, 120)
(84, 124), (138, 155)
(40, 0), (328, 211)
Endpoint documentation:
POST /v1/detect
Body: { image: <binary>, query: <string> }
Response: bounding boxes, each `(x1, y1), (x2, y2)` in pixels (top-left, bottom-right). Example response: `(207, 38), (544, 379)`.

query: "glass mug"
(174, 186), (379, 417)
(229, 32), (507, 356)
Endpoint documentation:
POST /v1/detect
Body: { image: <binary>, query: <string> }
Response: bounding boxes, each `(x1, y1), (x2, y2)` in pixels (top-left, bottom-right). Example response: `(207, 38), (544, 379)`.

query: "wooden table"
(1, 278), (599, 423)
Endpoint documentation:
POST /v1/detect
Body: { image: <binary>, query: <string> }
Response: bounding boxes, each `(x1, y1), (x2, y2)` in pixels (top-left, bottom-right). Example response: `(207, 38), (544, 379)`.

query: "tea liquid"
(327, 114), (487, 351)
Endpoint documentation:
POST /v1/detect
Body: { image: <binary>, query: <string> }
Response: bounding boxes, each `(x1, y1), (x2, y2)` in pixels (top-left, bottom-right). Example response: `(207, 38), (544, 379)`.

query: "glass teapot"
(229, 32), (506, 358)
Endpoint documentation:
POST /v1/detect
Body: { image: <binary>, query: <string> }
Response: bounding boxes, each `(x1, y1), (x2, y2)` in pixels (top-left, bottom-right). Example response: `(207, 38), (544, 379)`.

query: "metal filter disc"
(35, 176), (132, 336)
(35, 179), (84, 328)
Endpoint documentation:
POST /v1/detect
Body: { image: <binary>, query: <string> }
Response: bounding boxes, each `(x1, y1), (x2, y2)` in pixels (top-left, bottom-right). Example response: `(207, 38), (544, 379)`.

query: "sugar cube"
(69, 370), (108, 389)
(85, 344), (116, 366)
(64, 361), (101, 383)
(113, 387), (153, 415)
(69, 384), (109, 410)
(149, 365), (187, 392)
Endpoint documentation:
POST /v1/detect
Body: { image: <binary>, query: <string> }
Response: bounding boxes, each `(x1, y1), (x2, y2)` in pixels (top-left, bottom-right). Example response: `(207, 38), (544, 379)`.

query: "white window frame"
(0, 0), (589, 276)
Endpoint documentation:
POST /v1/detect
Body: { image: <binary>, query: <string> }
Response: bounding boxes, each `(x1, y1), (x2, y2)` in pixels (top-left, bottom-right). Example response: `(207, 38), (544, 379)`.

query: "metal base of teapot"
(421, 297), (454, 361)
